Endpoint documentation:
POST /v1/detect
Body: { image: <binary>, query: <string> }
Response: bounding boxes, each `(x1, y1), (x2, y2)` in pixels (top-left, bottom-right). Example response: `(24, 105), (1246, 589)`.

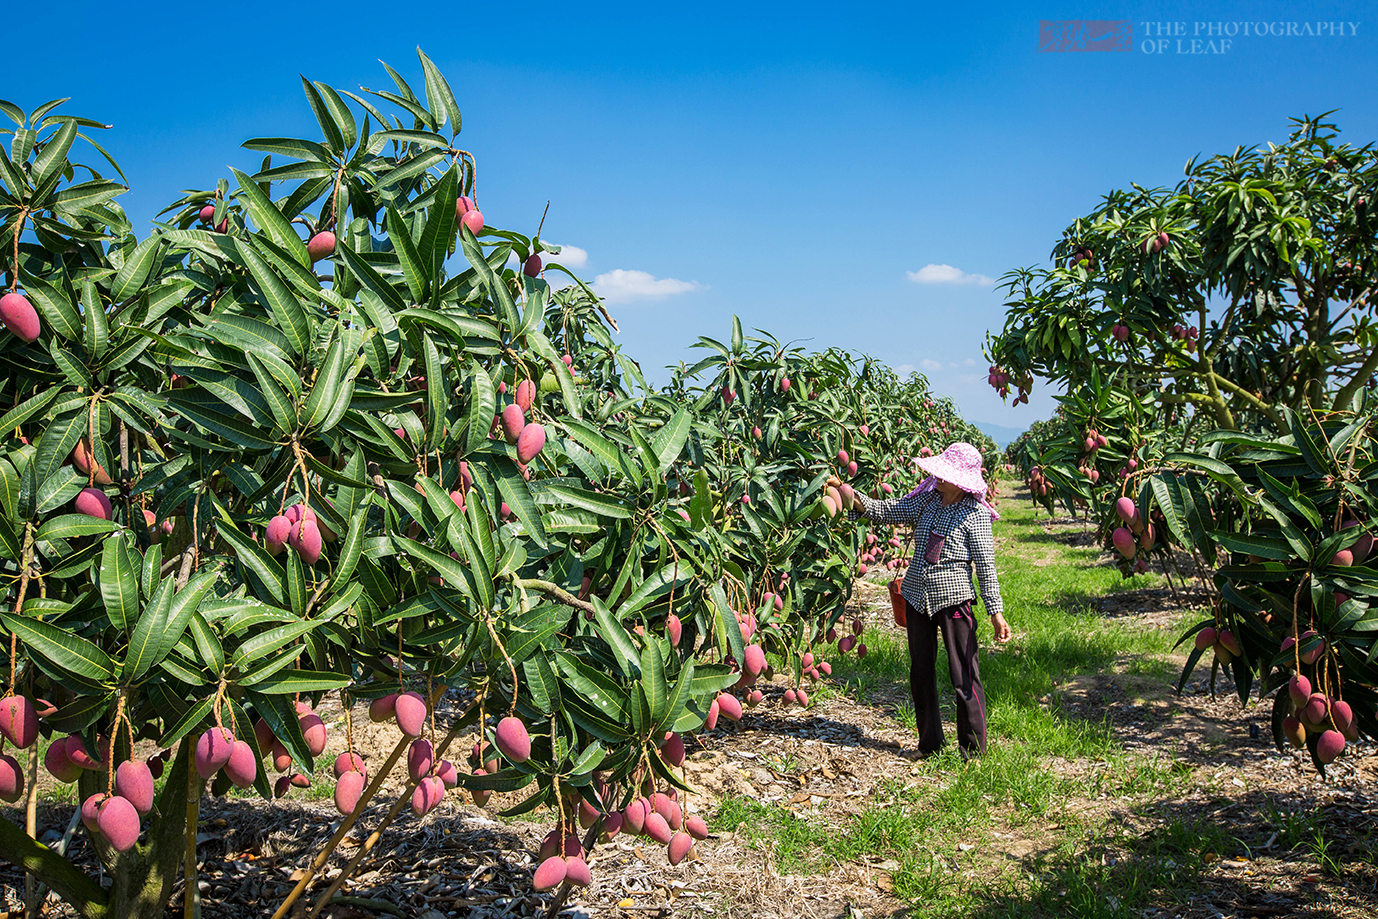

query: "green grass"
(716, 490), (1215, 917)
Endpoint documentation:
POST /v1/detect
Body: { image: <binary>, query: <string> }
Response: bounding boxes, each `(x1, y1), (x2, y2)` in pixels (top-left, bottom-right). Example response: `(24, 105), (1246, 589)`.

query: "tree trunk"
(15, 740), (197, 919)
(1303, 291), (1330, 408)
(109, 740), (196, 919)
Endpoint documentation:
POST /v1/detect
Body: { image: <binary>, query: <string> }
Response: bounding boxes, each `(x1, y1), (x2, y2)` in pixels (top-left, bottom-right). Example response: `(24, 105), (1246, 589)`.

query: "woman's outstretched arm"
(848, 489), (932, 526)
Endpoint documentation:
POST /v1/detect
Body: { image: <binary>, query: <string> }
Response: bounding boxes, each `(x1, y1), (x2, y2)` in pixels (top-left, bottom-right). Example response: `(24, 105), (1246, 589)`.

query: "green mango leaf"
(32, 118), (77, 185)
(417, 48), (463, 135)
(493, 460), (547, 548)
(385, 202), (427, 301)
(230, 166), (310, 266)
(188, 611), (224, 676)
(0, 388), (59, 433)
(232, 617), (320, 668)
(419, 166), (458, 300)
(590, 596), (639, 679)
(464, 361), (497, 455)
(658, 657), (695, 734)
(37, 513), (118, 541)
(459, 228), (520, 331)
(110, 235), (161, 301)
(690, 468), (711, 530)
(301, 328), (348, 431)
(238, 242), (312, 355)
(710, 582), (746, 667)
(336, 244), (407, 314)
(641, 639), (667, 727)
(394, 536), (477, 604)
(248, 691), (313, 773)
(20, 273), (81, 341)
(553, 651), (628, 722)
(312, 81), (357, 150)
(650, 408), (692, 475)
(1210, 531), (1294, 561)
(31, 410), (87, 492)
(457, 768), (536, 793)
(1162, 452), (1250, 500)
(242, 136), (333, 162)
(0, 611), (115, 683)
(126, 567), (216, 681)
(99, 534), (140, 634)
(620, 566), (690, 620)
(46, 692), (114, 735)
(333, 509), (367, 586)
(543, 483), (632, 520)
(1256, 496), (1313, 561)
(247, 352), (297, 434)
(159, 695), (215, 748)
(247, 670), (351, 694)
(285, 549), (306, 617)
(214, 512), (286, 603)
(420, 332), (445, 448)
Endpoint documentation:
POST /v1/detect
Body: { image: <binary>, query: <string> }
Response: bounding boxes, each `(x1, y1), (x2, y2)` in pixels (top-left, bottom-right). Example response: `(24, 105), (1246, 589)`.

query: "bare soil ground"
(2, 497), (1375, 919)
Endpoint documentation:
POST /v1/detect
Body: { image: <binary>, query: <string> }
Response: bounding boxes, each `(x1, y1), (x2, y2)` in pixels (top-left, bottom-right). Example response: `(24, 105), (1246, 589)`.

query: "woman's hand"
(990, 613), (1011, 643)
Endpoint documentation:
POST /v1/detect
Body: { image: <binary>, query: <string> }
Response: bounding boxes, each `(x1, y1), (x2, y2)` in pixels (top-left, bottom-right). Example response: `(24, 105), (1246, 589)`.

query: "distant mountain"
(971, 421), (1027, 450)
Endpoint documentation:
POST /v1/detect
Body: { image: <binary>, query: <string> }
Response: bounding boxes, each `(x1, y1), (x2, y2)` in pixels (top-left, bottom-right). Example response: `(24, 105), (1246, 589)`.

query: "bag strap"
(904, 491), (938, 560)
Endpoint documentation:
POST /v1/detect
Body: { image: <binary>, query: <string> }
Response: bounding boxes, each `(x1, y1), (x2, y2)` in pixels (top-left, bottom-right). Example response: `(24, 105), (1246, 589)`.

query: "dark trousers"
(905, 598), (987, 755)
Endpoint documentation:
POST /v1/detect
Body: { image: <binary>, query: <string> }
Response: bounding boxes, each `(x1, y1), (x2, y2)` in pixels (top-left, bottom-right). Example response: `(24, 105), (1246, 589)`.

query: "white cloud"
(894, 363), (915, 378)
(962, 358), (977, 367)
(592, 269), (705, 304)
(905, 264), (995, 286)
(545, 243), (588, 269)
(920, 359), (943, 373)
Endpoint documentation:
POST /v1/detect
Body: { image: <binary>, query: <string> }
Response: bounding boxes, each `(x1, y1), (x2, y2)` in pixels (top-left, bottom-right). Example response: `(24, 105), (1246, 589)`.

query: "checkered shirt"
(852, 490), (1004, 619)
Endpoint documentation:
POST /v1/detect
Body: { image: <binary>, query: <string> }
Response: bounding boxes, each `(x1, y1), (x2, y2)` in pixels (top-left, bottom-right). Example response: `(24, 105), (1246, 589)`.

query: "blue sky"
(9, 2), (1375, 433)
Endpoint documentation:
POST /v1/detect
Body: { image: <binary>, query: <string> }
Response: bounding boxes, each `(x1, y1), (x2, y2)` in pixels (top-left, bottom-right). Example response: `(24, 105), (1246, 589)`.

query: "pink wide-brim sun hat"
(915, 442), (988, 495)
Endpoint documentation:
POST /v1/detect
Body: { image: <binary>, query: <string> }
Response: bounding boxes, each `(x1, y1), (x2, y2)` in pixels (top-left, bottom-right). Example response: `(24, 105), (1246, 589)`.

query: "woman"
(832, 441), (1010, 758)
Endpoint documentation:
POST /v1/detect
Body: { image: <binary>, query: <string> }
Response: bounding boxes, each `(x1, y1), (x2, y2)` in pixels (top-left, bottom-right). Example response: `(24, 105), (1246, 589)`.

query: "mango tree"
(0, 53), (994, 918)
(989, 114), (1378, 774)
(987, 113), (1378, 431)
(1136, 409), (1377, 773)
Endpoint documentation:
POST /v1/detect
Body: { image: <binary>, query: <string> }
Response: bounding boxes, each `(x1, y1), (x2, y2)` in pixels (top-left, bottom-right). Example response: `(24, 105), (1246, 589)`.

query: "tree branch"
(515, 579), (595, 615)
(1332, 345), (1378, 412)
(1205, 372), (1284, 428)
(0, 815), (108, 918)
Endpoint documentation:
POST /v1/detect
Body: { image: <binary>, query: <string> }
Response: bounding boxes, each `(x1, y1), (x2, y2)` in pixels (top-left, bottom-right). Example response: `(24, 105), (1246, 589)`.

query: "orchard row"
(0, 54), (994, 918)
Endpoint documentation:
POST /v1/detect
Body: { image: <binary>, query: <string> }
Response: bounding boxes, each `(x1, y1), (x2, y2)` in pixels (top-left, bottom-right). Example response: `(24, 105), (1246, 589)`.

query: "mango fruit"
(533, 855), (566, 891)
(306, 231), (336, 262)
(116, 760), (156, 814)
(195, 727), (235, 780)
(75, 487), (113, 520)
(1316, 729), (1346, 764)
(394, 692), (428, 737)
(495, 716), (531, 763)
(334, 770), (366, 815)
(0, 754), (23, 803)
(225, 741), (257, 789)
(0, 696), (37, 749)
(0, 292), (41, 342)
(516, 423), (547, 464)
(97, 795), (141, 852)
